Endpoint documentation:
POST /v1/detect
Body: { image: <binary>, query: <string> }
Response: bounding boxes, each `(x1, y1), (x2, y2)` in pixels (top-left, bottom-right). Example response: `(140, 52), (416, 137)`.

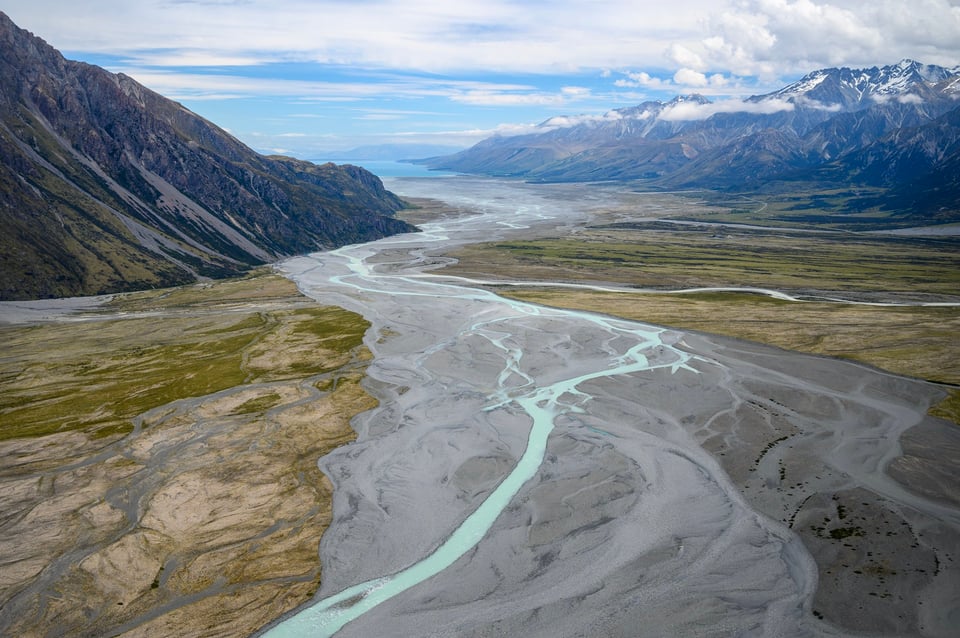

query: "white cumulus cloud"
(676, 0), (960, 77)
(674, 68), (709, 87)
(615, 71), (670, 89)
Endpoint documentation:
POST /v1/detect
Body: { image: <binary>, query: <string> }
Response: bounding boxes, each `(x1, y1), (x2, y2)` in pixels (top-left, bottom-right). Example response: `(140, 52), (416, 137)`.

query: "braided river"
(260, 177), (959, 637)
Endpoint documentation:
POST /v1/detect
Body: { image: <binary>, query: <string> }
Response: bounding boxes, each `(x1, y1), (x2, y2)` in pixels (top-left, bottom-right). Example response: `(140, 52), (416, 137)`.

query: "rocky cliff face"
(0, 12), (415, 300)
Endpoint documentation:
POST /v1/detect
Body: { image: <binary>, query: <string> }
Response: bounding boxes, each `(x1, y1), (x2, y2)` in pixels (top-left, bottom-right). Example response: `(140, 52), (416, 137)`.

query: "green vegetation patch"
(828, 526), (866, 540)
(466, 228), (960, 295)
(0, 274), (370, 441)
(929, 389), (960, 424)
(690, 188), (960, 230)
(243, 305), (370, 381)
(231, 392), (285, 415)
(1, 314), (261, 440)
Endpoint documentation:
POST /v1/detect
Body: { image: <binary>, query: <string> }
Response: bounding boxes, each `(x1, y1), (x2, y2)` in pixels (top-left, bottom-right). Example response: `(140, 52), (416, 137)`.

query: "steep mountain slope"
(766, 60), (957, 108)
(0, 12), (415, 300)
(422, 60), (960, 220)
(427, 95), (709, 179)
(832, 104), (960, 222)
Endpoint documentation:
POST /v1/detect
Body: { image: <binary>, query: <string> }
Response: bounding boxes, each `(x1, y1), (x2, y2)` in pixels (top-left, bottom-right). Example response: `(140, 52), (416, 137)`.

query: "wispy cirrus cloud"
(9, 1), (960, 80)
(6, 0), (709, 72)
(5, 0), (958, 156)
(116, 67), (566, 105)
(450, 86), (592, 107)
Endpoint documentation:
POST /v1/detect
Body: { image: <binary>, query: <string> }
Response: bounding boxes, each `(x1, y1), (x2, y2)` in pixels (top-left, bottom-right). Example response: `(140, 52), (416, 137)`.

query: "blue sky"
(5, 1), (960, 159)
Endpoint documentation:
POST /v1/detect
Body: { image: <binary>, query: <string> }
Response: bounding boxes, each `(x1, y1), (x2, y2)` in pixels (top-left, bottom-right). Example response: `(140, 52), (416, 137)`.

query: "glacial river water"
(259, 177), (956, 637)
(264, 212), (697, 635)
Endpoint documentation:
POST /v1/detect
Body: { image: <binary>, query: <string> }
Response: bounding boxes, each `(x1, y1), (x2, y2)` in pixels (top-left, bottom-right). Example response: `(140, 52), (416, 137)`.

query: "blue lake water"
(310, 159), (456, 178)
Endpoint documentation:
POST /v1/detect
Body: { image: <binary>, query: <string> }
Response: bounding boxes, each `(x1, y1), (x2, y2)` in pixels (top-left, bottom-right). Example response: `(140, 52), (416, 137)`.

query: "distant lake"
(311, 159), (456, 178)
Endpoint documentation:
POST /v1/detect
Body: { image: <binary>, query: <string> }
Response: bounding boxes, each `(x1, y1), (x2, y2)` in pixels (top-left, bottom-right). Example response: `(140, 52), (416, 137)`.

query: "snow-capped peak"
(766, 60), (959, 110)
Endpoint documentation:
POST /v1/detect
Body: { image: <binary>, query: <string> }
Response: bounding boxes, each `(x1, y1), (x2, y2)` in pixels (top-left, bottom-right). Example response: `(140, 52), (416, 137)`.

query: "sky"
(5, 0), (960, 159)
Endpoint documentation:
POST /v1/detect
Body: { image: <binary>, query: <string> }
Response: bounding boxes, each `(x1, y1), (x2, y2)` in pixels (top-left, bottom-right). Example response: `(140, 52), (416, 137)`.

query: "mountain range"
(0, 12), (415, 301)
(4, 8), (957, 303)
(422, 60), (960, 223)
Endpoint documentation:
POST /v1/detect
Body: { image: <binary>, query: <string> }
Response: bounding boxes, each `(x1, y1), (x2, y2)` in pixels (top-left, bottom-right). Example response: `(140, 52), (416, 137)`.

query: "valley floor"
(1, 177), (957, 637)
(411, 191), (960, 422)
(380, 180), (960, 636)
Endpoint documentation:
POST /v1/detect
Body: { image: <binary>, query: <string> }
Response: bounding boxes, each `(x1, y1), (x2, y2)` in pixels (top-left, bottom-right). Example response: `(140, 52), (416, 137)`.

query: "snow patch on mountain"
(771, 59), (957, 108)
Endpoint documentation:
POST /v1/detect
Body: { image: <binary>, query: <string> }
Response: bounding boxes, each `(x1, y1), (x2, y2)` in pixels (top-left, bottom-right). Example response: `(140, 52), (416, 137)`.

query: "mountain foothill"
(0, 12), (415, 301)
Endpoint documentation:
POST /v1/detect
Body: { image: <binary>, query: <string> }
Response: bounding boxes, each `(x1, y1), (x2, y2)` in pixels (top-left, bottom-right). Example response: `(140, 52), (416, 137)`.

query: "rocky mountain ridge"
(421, 60), (960, 222)
(0, 12), (415, 301)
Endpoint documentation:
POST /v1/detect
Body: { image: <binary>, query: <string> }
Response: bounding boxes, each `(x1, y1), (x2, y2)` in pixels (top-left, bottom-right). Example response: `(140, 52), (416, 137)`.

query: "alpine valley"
(422, 59), (960, 226)
(2, 8), (960, 638)
(0, 12), (414, 301)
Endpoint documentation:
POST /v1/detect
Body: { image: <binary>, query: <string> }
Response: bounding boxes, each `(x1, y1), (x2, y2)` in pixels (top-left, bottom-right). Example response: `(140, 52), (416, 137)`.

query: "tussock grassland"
(0, 272), (377, 637)
(0, 273), (368, 441)
(449, 226), (960, 297)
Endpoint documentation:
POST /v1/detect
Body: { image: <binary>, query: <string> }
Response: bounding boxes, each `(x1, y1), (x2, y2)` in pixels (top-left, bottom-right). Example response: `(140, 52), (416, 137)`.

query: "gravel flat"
(263, 177), (959, 637)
